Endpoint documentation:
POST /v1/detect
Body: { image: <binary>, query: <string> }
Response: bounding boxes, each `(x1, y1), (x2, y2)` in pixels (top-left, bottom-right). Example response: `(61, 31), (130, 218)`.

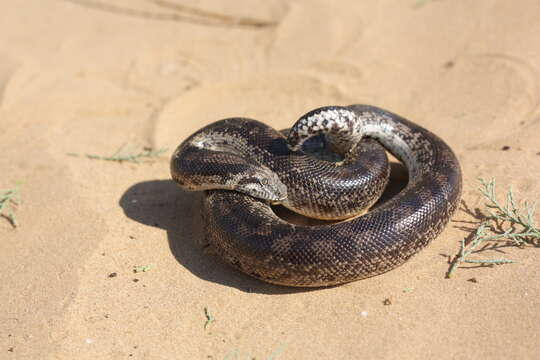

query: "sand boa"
(171, 104), (462, 287)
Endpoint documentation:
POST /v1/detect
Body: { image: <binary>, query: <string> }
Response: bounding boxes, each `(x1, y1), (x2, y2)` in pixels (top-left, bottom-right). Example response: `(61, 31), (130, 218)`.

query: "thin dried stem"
(68, 145), (168, 164)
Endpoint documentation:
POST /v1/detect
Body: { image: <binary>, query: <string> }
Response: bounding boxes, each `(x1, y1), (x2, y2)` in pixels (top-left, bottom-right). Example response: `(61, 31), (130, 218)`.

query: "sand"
(1, 0), (539, 358)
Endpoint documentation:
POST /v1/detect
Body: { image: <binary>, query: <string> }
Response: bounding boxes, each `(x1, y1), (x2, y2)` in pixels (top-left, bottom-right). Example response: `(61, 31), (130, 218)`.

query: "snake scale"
(171, 104), (462, 287)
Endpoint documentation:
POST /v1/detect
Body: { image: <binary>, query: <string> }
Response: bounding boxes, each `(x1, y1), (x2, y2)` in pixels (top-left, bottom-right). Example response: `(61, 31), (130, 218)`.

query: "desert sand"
(1, 0), (539, 359)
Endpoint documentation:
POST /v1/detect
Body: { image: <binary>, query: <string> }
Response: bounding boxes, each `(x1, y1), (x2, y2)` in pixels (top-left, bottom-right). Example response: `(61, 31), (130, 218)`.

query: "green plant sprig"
(412, 0), (441, 9)
(204, 307), (215, 330)
(68, 144), (168, 164)
(133, 264), (153, 273)
(0, 187), (21, 228)
(447, 178), (539, 278)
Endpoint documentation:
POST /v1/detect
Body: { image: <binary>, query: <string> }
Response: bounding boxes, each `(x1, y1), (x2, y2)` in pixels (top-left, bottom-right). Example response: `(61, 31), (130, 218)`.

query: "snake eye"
(260, 178), (269, 186)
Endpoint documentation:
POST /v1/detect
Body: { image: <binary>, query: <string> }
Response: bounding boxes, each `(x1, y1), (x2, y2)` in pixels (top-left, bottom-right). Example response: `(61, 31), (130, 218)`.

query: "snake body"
(171, 104), (462, 287)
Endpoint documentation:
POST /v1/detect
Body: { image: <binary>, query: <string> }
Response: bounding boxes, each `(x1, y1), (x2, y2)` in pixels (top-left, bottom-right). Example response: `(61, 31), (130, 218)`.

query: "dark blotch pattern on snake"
(171, 104), (462, 287)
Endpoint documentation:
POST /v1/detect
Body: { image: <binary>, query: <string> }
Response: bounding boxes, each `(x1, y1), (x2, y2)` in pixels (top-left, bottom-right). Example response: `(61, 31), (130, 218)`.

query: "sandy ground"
(1, 0), (539, 359)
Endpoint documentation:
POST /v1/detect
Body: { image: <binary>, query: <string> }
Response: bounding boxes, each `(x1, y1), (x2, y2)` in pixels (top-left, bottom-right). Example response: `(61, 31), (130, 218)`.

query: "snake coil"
(171, 104), (462, 287)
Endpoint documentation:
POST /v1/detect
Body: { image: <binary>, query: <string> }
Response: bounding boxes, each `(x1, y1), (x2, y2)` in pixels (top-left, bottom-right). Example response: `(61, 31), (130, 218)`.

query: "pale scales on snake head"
(171, 104), (462, 287)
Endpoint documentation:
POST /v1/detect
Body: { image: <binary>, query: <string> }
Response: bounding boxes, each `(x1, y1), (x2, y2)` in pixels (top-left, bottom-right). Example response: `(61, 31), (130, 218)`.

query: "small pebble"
(468, 277), (478, 283)
(501, 145), (510, 151)
(108, 272), (117, 278)
(444, 60), (455, 68)
(383, 298), (392, 306)
(360, 311), (369, 317)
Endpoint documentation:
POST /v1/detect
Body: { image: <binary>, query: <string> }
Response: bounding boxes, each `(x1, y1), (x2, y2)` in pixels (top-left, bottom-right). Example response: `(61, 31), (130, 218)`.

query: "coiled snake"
(171, 104), (462, 287)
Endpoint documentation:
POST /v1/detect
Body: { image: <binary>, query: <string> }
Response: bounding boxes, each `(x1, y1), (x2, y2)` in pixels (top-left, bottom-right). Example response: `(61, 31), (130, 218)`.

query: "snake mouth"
(269, 199), (286, 205)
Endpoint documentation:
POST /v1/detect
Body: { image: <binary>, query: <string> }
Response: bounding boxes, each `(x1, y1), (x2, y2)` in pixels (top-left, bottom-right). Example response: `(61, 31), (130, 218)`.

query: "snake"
(171, 104), (462, 287)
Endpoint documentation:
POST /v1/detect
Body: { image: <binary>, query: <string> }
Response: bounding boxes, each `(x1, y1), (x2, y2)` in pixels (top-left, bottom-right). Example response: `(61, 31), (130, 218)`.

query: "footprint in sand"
(418, 53), (539, 150)
(155, 54), (539, 154)
(153, 74), (356, 150)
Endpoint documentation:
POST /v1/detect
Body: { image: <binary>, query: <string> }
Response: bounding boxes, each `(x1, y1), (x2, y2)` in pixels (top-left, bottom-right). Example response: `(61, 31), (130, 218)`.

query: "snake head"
(234, 167), (288, 203)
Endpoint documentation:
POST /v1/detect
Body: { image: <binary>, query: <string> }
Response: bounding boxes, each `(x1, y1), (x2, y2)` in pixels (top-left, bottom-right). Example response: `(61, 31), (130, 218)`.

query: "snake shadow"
(119, 179), (319, 294)
(118, 161), (407, 294)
